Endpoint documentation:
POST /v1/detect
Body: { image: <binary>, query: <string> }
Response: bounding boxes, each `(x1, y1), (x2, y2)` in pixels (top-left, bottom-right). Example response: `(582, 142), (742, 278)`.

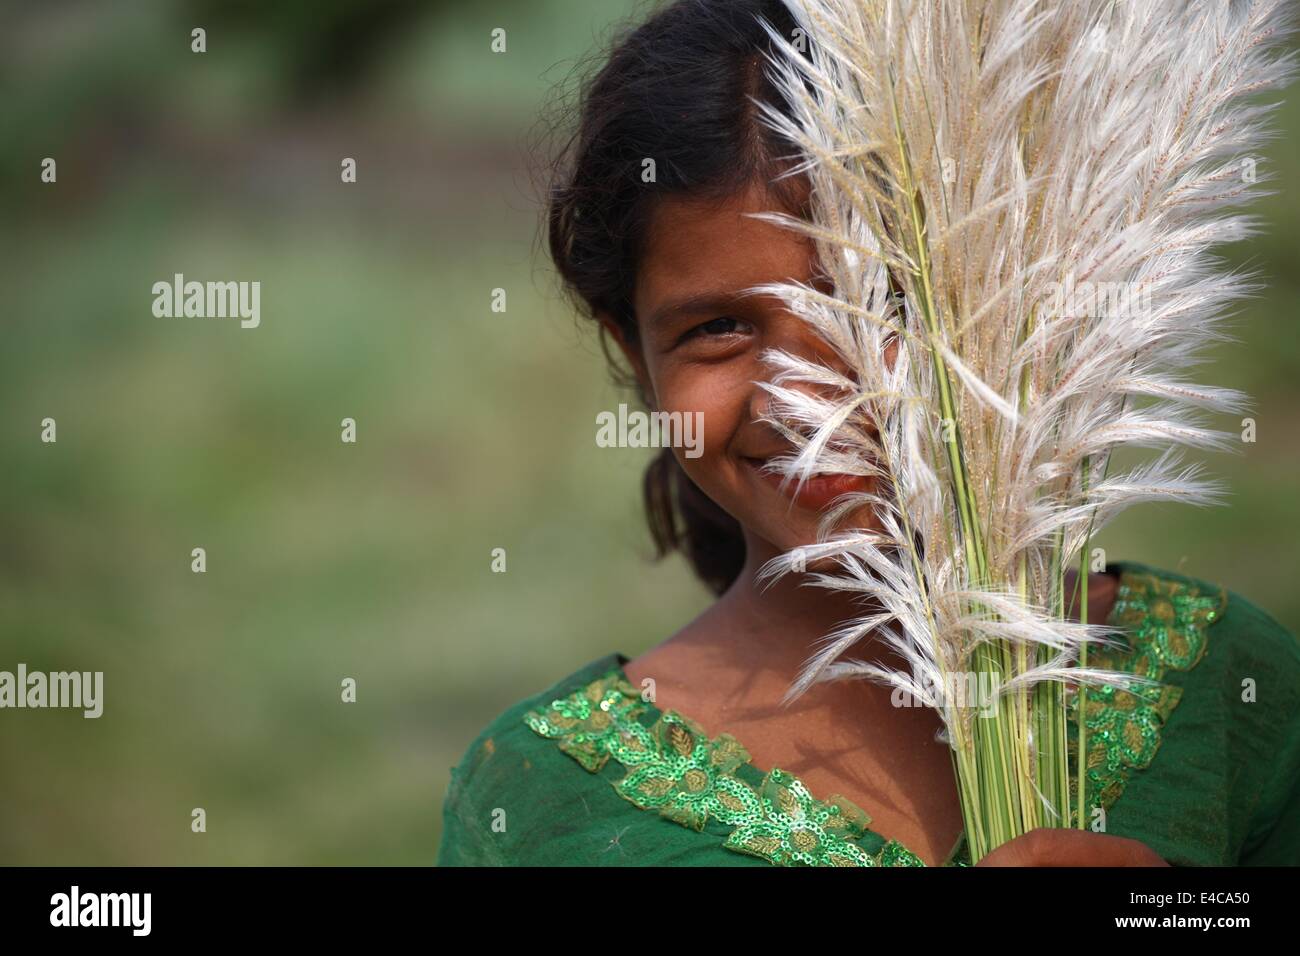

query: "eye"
(667, 314), (753, 355)
(691, 316), (744, 337)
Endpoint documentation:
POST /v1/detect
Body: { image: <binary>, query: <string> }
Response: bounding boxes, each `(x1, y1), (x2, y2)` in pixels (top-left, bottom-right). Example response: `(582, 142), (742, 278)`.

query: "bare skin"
(610, 178), (1155, 866)
(977, 828), (1168, 867)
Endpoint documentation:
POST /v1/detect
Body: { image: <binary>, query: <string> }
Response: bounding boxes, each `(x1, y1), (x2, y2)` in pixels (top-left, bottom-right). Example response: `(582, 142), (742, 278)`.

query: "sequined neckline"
(597, 563), (1134, 863)
(524, 561), (1227, 866)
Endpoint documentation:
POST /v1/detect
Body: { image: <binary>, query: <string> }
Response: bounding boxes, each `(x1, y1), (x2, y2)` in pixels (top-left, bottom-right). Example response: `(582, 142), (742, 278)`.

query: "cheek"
(884, 335), (900, 370)
(650, 363), (749, 485)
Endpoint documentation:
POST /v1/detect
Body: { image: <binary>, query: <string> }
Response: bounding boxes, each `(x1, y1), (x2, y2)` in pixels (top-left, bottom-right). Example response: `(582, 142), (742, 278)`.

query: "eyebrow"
(646, 291), (753, 328)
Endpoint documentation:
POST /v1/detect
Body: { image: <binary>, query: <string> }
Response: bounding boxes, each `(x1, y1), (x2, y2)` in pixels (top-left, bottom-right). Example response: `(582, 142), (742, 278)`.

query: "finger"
(976, 829), (1167, 867)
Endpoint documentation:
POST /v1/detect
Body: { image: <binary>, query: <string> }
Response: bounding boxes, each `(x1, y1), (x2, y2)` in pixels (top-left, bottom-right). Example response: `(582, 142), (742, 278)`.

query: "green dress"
(436, 561), (1300, 866)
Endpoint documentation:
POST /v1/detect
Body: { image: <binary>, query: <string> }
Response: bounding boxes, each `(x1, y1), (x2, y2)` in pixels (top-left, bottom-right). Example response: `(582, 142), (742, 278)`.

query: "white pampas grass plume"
(749, 0), (1295, 859)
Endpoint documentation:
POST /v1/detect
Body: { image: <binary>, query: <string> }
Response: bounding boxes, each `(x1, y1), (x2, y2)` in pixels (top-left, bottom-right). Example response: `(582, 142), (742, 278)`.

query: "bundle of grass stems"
(749, 0), (1295, 861)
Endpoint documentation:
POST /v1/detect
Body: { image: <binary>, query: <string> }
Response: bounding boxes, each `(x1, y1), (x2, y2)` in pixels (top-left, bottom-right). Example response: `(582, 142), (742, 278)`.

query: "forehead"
(633, 179), (817, 320)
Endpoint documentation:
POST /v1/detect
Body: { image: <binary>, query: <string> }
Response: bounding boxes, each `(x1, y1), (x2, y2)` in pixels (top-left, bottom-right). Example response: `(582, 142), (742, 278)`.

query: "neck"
(716, 531), (872, 669)
(718, 534), (1124, 671)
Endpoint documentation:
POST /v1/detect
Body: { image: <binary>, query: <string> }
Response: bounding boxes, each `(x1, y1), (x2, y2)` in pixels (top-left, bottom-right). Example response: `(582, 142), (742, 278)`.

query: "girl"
(437, 0), (1300, 867)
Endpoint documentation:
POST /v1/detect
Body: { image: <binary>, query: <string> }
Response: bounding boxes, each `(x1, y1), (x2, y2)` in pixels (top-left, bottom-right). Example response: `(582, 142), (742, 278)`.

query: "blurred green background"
(0, 1), (1296, 865)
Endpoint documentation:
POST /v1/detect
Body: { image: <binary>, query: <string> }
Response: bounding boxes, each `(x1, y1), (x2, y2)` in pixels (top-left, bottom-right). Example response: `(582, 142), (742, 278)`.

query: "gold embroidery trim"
(1066, 568), (1227, 818)
(525, 567), (1225, 863)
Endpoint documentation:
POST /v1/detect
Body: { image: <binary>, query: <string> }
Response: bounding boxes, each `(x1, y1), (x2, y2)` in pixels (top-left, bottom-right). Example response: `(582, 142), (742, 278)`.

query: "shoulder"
(435, 653), (629, 866)
(1100, 561), (1300, 864)
(1110, 559), (1300, 690)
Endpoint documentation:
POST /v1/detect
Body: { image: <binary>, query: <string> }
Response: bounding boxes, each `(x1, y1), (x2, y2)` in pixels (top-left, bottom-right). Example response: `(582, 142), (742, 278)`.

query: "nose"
(772, 301), (857, 381)
(746, 297), (859, 430)
(769, 289), (902, 379)
(754, 295), (904, 444)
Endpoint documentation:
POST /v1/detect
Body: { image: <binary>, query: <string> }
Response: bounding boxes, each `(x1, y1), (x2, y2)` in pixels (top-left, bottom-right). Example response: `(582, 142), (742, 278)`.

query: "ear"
(597, 312), (657, 407)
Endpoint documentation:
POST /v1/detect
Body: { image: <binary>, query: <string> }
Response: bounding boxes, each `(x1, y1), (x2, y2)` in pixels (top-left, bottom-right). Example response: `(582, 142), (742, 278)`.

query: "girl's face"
(615, 179), (884, 561)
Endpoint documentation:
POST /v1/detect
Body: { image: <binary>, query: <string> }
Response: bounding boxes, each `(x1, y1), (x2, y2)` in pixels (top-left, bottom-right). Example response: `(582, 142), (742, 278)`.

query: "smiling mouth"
(742, 456), (873, 510)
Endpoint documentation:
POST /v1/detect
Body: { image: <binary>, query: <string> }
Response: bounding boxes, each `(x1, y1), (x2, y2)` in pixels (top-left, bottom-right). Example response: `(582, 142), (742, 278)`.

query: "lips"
(743, 456), (872, 510)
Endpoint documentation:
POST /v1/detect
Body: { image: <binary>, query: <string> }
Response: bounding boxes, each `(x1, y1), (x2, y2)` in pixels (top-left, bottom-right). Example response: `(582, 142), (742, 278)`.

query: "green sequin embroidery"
(522, 672), (644, 772)
(526, 566), (1225, 867)
(1066, 569), (1227, 820)
(722, 768), (915, 866)
(611, 710), (759, 832)
(524, 673), (922, 867)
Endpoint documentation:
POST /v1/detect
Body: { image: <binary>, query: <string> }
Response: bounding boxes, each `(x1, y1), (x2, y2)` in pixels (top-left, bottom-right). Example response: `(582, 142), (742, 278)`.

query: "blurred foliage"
(0, 0), (1296, 864)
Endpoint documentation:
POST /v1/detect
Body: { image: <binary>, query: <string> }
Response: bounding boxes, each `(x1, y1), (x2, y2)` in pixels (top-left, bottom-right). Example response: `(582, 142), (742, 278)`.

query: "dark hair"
(543, 0), (809, 595)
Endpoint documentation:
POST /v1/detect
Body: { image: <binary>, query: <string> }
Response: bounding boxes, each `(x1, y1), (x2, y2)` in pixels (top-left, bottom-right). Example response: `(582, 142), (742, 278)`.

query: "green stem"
(1075, 456), (1091, 829)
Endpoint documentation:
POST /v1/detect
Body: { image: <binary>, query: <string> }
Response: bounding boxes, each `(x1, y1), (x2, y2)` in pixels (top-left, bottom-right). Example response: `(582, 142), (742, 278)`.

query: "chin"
(748, 505), (886, 564)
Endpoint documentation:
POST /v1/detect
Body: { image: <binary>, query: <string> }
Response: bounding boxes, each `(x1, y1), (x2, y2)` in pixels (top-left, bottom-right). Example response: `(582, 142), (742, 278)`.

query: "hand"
(975, 828), (1170, 867)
